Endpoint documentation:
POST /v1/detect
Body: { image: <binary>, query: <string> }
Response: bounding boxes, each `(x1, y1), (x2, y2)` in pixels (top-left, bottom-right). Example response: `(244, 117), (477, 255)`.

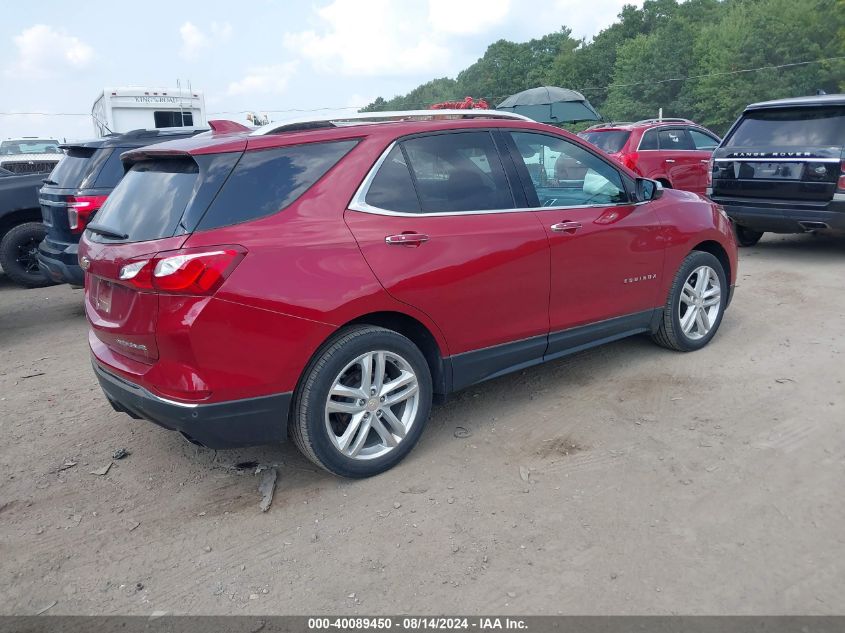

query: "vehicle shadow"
(745, 232), (845, 260)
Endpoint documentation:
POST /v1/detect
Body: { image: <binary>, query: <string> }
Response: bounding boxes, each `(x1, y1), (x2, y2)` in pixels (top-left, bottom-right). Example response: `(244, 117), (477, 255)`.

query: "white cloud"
(180, 21), (232, 61)
(428, 0), (511, 35)
(227, 62), (299, 96)
(6, 24), (93, 79)
(284, 0), (452, 76)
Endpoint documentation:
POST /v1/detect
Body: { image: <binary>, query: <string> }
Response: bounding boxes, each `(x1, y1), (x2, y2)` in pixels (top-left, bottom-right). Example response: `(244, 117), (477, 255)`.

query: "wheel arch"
(0, 209), (42, 240)
(344, 311), (450, 397)
(691, 239), (731, 287)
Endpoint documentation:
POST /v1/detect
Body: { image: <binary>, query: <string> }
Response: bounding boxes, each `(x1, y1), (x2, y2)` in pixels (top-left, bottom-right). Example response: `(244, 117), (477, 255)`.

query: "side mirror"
(637, 178), (663, 202)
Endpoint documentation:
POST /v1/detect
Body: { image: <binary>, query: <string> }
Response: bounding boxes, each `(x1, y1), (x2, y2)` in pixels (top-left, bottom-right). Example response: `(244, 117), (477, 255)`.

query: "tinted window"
(198, 140), (357, 230)
(639, 129), (658, 150)
(725, 107), (845, 147)
(401, 132), (513, 213)
(89, 159), (198, 242)
(580, 130), (631, 153)
(154, 111), (194, 128)
(511, 131), (628, 207)
(93, 149), (128, 188)
(689, 129), (720, 150)
(365, 145), (420, 212)
(48, 147), (105, 188)
(658, 128), (695, 150)
(0, 140), (61, 155)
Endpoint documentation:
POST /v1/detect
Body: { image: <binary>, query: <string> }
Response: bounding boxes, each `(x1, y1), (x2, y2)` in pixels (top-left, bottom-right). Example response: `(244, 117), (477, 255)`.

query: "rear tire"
(290, 325), (433, 478)
(652, 251), (727, 352)
(734, 223), (763, 247)
(0, 222), (55, 288)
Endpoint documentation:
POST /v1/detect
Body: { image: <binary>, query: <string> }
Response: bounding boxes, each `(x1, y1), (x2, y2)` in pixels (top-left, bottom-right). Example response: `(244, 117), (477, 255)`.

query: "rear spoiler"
(208, 120), (250, 134)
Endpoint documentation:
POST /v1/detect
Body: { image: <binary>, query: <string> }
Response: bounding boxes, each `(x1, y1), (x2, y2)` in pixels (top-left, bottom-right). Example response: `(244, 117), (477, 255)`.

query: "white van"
(91, 87), (207, 137)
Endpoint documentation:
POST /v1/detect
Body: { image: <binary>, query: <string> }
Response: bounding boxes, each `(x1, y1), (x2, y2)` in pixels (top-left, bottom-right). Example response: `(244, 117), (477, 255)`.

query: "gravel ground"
(1, 232), (843, 616)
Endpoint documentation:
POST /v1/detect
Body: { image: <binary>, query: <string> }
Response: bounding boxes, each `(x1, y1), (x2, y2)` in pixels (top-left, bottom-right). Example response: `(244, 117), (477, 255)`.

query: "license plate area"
(95, 278), (113, 314)
(746, 162), (803, 180)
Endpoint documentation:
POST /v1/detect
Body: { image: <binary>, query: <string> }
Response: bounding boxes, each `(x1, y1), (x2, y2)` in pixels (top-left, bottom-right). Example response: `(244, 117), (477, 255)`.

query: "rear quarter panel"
(181, 136), (451, 397)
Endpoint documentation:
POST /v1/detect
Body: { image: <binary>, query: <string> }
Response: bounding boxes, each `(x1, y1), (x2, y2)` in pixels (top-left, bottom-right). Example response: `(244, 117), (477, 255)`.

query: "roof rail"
(633, 117), (692, 125)
(583, 122), (633, 130)
(250, 109), (533, 136)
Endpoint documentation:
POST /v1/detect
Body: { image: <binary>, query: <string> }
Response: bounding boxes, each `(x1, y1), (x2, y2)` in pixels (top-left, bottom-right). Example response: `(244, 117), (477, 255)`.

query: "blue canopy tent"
(496, 86), (602, 124)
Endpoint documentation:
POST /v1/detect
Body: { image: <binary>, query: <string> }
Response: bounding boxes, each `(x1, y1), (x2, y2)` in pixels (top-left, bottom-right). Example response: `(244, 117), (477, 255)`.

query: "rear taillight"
(67, 195), (109, 233)
(838, 161), (845, 191)
(619, 151), (639, 173)
(117, 246), (246, 295)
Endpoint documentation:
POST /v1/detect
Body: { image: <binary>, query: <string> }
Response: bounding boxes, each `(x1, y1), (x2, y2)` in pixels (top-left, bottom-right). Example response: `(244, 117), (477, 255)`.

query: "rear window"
(726, 107), (845, 147)
(90, 159), (199, 243)
(196, 139), (358, 231)
(92, 149), (127, 188)
(48, 147), (109, 188)
(580, 131), (631, 153)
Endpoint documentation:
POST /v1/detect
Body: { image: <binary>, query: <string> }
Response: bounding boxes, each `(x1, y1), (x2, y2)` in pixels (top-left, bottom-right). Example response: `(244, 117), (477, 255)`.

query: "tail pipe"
(798, 221), (829, 232)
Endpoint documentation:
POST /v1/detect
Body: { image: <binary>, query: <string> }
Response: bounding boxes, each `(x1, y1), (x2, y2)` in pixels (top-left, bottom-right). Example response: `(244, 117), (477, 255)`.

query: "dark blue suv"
(38, 128), (205, 286)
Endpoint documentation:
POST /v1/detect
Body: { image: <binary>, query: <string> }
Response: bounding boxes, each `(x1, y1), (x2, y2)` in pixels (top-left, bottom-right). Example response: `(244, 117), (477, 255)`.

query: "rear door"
(657, 127), (700, 192)
(712, 105), (845, 202)
(687, 127), (720, 194)
(505, 130), (665, 355)
(345, 131), (551, 390)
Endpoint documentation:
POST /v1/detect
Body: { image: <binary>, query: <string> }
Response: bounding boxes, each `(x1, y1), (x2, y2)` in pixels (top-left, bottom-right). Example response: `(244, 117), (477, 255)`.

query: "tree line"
(362, 0), (845, 134)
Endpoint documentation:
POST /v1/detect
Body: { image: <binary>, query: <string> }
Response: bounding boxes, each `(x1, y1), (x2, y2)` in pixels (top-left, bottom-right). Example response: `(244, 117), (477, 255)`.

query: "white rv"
(91, 87), (207, 137)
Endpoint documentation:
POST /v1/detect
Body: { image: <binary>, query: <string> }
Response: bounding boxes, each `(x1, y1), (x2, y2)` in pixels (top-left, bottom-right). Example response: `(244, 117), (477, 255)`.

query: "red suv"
(79, 111), (737, 478)
(580, 119), (721, 195)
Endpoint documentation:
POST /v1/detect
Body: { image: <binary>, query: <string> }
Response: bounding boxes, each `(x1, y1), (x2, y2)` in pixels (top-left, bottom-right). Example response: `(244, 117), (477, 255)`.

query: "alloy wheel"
(678, 265), (722, 340)
(16, 237), (41, 274)
(324, 350), (420, 460)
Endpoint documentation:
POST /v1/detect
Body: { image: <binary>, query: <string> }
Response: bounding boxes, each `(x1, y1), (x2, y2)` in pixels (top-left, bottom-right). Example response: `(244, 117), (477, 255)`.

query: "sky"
(0, 0), (639, 140)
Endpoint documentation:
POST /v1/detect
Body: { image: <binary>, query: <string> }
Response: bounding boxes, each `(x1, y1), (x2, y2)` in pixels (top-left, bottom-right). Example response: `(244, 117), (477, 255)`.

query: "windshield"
(579, 131), (631, 153)
(0, 140), (62, 155)
(726, 107), (845, 147)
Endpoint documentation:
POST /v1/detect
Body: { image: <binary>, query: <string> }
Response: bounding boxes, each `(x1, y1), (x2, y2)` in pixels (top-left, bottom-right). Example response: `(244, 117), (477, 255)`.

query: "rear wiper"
(86, 223), (128, 240)
(42, 178), (58, 185)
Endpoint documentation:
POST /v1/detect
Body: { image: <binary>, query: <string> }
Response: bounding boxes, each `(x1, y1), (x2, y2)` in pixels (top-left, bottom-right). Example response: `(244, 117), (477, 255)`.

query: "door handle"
(385, 233), (430, 246)
(699, 159), (710, 163)
(665, 159), (676, 163)
(550, 221), (582, 234)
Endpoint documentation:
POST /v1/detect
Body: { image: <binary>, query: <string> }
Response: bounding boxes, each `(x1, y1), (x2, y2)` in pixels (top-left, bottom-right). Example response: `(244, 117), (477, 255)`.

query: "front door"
(345, 131), (551, 390)
(505, 130), (666, 358)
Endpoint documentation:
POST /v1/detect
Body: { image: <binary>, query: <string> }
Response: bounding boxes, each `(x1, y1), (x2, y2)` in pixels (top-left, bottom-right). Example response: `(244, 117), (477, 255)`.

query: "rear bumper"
(93, 361), (291, 449)
(709, 192), (845, 233)
(38, 238), (84, 286)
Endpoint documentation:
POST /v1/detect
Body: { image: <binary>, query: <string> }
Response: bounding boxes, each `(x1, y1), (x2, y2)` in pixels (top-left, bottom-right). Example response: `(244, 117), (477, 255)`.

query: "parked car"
(0, 138), (63, 175)
(707, 94), (845, 246)
(579, 118), (720, 195)
(79, 110), (738, 478)
(38, 128), (207, 286)
(0, 167), (54, 287)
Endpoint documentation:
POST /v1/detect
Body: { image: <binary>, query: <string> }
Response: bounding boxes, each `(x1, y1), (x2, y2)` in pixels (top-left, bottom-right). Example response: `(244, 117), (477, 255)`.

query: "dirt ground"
(1, 232), (843, 616)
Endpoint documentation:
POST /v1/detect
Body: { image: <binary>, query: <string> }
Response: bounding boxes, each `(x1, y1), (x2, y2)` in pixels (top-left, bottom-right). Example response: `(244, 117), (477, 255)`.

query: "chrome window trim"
(348, 140), (644, 218)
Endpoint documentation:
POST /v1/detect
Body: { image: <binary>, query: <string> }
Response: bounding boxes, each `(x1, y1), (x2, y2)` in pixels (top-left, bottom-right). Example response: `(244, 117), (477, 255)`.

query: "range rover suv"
(79, 111), (737, 478)
(708, 94), (845, 246)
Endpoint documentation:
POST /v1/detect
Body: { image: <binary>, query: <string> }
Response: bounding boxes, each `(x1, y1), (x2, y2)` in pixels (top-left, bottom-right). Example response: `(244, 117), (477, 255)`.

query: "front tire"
(0, 222), (55, 288)
(290, 326), (433, 478)
(652, 251), (727, 352)
(734, 223), (763, 247)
